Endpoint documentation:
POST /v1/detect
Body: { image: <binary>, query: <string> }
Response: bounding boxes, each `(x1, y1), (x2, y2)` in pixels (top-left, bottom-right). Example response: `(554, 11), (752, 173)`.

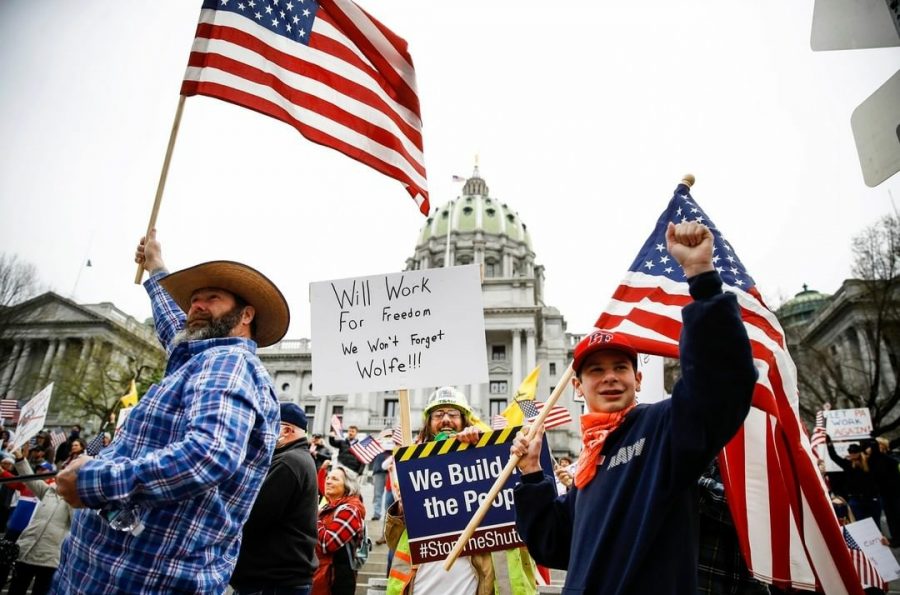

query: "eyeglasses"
(430, 409), (461, 421)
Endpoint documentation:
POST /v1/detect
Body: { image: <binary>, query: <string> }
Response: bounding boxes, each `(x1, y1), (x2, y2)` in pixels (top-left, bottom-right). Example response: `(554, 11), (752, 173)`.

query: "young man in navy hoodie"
(511, 221), (757, 594)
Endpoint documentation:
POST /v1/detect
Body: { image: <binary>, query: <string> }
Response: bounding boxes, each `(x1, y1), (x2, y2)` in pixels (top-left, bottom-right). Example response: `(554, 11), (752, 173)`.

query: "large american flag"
(594, 183), (861, 593)
(349, 435), (381, 465)
(182, 0), (429, 215)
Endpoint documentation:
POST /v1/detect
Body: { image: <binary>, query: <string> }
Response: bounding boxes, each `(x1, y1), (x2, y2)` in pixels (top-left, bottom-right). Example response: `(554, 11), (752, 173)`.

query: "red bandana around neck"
(574, 402), (637, 489)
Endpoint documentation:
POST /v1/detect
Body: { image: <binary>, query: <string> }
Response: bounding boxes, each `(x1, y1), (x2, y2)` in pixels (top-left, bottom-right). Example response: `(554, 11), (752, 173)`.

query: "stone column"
(38, 339), (57, 386)
(51, 339), (68, 381)
(7, 340), (32, 399)
(526, 328), (536, 373)
(76, 338), (93, 378)
(511, 329), (522, 386)
(0, 341), (23, 396)
(470, 381), (481, 415)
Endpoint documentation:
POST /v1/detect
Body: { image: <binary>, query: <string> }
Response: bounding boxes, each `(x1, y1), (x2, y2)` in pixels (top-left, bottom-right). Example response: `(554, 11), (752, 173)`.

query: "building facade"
(259, 168), (586, 456)
(0, 292), (164, 429)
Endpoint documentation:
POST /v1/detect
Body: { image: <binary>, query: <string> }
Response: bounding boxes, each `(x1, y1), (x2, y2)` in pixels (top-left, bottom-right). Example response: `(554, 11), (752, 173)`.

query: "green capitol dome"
(416, 165), (532, 251)
(777, 284), (831, 329)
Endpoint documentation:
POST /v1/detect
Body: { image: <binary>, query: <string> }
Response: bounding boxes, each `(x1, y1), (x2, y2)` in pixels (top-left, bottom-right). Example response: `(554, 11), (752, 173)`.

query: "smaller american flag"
(391, 426), (403, 446)
(490, 415), (508, 430)
(527, 402), (574, 430)
(516, 399), (540, 419)
(349, 435), (382, 465)
(49, 430), (66, 451)
(844, 527), (887, 590)
(0, 399), (19, 419)
(810, 409), (827, 461)
(85, 433), (105, 457)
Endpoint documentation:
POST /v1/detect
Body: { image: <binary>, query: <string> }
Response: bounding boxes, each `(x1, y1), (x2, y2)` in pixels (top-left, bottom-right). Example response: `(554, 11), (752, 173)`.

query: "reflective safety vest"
(386, 529), (537, 595)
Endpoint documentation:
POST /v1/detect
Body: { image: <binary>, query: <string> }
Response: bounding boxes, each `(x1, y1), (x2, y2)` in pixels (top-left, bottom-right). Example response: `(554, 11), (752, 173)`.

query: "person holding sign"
(51, 231), (285, 593)
(385, 387), (539, 595)
(511, 221), (757, 595)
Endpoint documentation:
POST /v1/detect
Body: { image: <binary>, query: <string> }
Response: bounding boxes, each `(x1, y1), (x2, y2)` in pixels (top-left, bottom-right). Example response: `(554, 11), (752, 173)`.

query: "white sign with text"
(310, 265), (488, 395)
(10, 383), (53, 451)
(825, 408), (873, 440)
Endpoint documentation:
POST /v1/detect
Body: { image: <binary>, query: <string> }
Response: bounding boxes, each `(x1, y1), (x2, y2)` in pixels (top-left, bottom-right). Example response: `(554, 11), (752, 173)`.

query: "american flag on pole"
(182, 0), (429, 215)
(349, 435), (381, 465)
(594, 183), (861, 593)
(490, 414), (507, 430)
(0, 399), (19, 419)
(527, 402), (573, 430)
(843, 527), (887, 591)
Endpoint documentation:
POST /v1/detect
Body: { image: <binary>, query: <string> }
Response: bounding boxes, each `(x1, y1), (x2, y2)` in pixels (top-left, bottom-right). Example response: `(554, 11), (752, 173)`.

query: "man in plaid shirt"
(52, 230), (286, 593)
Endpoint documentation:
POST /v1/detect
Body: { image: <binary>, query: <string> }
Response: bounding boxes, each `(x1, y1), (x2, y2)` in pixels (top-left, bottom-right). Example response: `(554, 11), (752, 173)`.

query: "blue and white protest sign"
(394, 426), (554, 564)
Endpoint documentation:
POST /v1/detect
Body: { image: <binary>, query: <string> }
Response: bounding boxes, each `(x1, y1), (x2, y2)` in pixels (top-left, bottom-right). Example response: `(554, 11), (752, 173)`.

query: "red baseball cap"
(572, 330), (639, 374)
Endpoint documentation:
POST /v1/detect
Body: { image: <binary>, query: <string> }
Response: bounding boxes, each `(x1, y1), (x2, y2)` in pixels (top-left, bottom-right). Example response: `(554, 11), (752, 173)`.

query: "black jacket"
(230, 437), (319, 588)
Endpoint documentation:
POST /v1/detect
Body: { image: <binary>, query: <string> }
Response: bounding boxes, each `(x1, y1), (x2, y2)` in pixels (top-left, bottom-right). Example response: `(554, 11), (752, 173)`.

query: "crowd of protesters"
(0, 425), (109, 594)
(1, 223), (899, 595)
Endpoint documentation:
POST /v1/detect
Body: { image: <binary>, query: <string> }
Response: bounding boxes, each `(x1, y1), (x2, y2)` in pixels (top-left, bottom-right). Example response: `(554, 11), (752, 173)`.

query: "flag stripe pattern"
(594, 184), (862, 594)
(182, 0), (429, 215)
(349, 435), (381, 465)
(490, 415), (507, 430)
(810, 409), (827, 461)
(844, 528), (887, 590)
(0, 400), (19, 419)
(50, 430), (67, 451)
(527, 403), (573, 430)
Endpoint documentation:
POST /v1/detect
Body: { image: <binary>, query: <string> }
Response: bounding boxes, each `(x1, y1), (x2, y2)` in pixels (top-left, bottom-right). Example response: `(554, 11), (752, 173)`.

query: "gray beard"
(171, 306), (244, 347)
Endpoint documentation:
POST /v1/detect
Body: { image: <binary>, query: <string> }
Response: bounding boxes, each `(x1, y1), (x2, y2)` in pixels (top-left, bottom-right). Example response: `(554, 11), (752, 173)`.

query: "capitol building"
(259, 167), (586, 457)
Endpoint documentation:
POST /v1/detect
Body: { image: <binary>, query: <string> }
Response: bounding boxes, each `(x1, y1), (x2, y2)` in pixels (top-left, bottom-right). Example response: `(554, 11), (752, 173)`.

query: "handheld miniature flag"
(810, 407), (828, 461)
(182, 0), (429, 214)
(528, 403), (573, 430)
(594, 183), (861, 593)
(844, 528), (887, 591)
(349, 435), (381, 465)
(50, 430), (67, 451)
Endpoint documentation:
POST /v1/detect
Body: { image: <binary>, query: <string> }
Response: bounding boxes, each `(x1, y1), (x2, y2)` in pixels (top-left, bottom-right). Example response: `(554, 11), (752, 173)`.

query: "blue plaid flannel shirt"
(52, 271), (280, 593)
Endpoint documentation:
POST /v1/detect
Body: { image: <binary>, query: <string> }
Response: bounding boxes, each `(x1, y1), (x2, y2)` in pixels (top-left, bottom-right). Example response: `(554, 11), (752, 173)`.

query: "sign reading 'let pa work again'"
(310, 265), (488, 395)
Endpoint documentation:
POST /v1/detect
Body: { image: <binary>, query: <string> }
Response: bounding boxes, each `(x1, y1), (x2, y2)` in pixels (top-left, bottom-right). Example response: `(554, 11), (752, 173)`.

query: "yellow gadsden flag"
(120, 379), (138, 408)
(500, 365), (541, 426)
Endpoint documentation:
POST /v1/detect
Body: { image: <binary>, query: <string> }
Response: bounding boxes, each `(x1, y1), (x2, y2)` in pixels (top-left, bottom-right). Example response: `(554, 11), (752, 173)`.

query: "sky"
(1, 1), (898, 340)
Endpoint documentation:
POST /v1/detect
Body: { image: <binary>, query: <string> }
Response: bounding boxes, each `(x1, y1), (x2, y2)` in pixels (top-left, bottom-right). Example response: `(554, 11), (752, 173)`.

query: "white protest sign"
(845, 517), (900, 582)
(10, 383), (53, 451)
(117, 406), (134, 429)
(825, 408), (873, 440)
(635, 354), (667, 404)
(310, 265), (488, 395)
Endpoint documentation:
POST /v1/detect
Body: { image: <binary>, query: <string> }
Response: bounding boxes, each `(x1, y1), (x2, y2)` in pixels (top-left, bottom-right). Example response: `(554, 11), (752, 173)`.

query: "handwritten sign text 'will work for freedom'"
(309, 265), (488, 395)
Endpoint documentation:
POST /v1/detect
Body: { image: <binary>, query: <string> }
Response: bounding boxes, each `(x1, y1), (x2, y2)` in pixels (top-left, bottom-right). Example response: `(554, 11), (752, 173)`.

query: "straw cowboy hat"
(160, 261), (289, 347)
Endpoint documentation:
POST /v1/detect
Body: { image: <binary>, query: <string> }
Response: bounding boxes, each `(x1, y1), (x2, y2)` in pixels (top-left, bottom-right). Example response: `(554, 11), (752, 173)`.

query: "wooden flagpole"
(133, 95), (187, 284)
(398, 388), (412, 446)
(443, 365), (575, 570)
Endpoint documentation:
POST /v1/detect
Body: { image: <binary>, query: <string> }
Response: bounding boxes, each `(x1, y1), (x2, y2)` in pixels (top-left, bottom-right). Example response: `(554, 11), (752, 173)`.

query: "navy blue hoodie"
(514, 271), (756, 595)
